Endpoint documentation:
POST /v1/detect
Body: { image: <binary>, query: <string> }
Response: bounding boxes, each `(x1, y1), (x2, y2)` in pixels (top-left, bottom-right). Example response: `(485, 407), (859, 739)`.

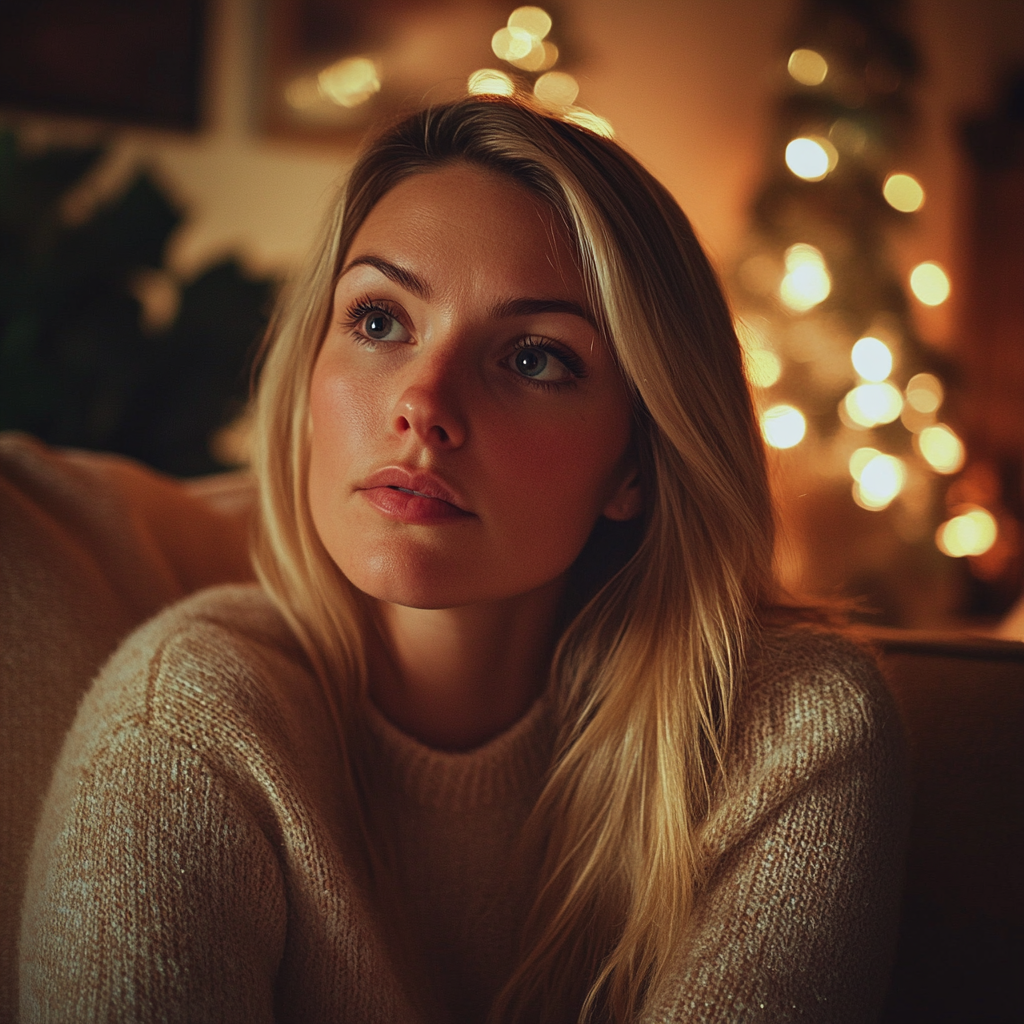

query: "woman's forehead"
(343, 163), (590, 305)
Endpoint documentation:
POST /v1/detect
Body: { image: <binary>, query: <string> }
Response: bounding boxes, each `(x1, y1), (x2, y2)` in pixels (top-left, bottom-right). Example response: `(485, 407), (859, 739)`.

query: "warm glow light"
(937, 506), (998, 557)
(761, 405), (807, 448)
(851, 336), (893, 381)
(854, 453), (906, 510)
(511, 39), (558, 70)
(843, 382), (903, 427)
(562, 107), (614, 137)
(906, 372), (943, 413)
(780, 244), (831, 311)
(917, 423), (965, 474)
(468, 69), (515, 96)
(883, 173), (925, 213)
(849, 447), (880, 480)
(909, 261), (951, 306)
(508, 6), (552, 38)
(492, 25), (534, 61)
(318, 57), (380, 108)
(744, 348), (782, 388)
(785, 137), (838, 181)
(534, 71), (579, 106)
(788, 48), (829, 86)
(285, 76), (321, 111)
(830, 119), (867, 154)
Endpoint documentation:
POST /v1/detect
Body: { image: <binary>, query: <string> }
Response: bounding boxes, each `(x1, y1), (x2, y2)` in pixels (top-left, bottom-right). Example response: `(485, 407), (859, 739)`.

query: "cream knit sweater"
(19, 585), (906, 1023)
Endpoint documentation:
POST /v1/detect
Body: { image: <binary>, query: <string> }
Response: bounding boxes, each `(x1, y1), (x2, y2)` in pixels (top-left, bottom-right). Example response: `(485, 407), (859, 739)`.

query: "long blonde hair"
(250, 96), (776, 1023)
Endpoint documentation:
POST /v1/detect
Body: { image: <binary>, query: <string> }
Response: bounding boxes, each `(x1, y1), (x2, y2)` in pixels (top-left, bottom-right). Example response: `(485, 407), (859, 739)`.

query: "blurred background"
(0, 0), (1021, 633)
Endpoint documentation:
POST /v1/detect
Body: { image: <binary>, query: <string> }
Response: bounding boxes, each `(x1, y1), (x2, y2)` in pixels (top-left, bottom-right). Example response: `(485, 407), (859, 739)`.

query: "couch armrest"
(0, 432), (256, 1020)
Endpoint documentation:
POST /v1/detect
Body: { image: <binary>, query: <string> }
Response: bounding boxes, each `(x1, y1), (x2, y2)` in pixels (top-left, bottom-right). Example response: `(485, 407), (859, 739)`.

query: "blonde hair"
(251, 96), (776, 1023)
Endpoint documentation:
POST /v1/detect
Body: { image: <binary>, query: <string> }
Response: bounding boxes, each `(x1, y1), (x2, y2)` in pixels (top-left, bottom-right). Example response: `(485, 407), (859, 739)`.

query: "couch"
(1, 431), (1021, 1022)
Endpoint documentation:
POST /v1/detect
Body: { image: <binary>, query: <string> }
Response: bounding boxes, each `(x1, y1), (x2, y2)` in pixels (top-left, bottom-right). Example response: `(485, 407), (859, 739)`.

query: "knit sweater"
(19, 584), (906, 1023)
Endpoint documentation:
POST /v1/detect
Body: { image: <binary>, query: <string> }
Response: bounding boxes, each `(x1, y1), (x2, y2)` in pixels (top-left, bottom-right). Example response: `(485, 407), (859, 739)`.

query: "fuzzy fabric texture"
(20, 584), (907, 1023)
(0, 433), (255, 1021)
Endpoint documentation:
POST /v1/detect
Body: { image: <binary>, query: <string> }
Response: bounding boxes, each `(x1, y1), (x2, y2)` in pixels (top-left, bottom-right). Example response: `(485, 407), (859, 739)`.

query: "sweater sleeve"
(645, 632), (907, 1024)
(19, 693), (288, 1022)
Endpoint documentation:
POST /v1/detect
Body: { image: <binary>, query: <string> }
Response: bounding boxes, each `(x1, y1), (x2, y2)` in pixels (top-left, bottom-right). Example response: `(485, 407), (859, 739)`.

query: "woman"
(20, 96), (905, 1023)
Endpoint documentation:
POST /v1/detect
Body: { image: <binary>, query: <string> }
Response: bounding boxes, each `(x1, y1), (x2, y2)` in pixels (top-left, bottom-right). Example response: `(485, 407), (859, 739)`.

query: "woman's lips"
(357, 468), (475, 525)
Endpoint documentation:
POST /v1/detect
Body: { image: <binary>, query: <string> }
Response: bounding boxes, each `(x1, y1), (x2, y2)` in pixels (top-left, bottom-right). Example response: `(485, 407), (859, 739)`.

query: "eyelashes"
(341, 296), (587, 388)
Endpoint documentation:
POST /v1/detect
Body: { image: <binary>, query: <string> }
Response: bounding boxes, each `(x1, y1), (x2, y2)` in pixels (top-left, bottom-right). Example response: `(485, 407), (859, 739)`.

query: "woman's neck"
(367, 578), (565, 751)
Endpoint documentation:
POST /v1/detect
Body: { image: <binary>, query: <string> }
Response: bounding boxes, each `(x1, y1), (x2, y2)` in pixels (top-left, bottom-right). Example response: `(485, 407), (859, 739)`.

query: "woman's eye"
(510, 345), (574, 384)
(360, 310), (409, 343)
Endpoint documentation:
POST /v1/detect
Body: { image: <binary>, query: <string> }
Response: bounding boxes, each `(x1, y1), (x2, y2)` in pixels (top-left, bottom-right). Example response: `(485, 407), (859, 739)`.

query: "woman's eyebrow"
(490, 297), (598, 330)
(340, 255), (431, 299)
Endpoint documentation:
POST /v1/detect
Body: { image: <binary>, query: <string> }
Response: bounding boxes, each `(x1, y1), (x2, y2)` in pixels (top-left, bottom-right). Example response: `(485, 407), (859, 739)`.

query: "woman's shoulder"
(71, 584), (329, 769)
(704, 624), (906, 855)
(741, 622), (896, 745)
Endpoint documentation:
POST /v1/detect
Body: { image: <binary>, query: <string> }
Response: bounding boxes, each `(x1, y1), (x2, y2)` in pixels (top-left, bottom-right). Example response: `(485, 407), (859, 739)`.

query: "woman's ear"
(602, 466), (643, 522)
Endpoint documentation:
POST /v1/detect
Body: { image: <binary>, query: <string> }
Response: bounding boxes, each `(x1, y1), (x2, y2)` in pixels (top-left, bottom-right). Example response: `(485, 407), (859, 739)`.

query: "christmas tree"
(730, 0), (990, 626)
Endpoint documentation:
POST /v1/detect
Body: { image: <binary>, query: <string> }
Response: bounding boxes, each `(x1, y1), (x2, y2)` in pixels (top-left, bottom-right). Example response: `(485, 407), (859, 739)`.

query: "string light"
(780, 244), (831, 312)
(917, 424), (965, 474)
(853, 453), (906, 510)
(785, 137), (838, 181)
(318, 57), (380, 108)
(512, 40), (558, 71)
(849, 447), (880, 481)
(534, 71), (579, 107)
(850, 336), (893, 381)
(508, 6), (552, 38)
(745, 349), (782, 388)
(761, 405), (807, 448)
(467, 69), (515, 96)
(909, 261), (951, 306)
(842, 382), (903, 428)
(936, 506), (998, 557)
(883, 173), (925, 213)
(492, 25), (534, 61)
(788, 49), (828, 86)
(905, 372), (943, 413)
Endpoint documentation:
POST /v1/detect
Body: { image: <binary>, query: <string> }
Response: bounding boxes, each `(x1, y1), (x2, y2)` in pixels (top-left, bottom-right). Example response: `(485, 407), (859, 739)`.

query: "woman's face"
(308, 162), (640, 610)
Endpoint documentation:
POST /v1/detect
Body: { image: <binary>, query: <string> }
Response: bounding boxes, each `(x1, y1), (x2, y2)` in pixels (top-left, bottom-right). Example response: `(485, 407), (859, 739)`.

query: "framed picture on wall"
(0, 0), (208, 130)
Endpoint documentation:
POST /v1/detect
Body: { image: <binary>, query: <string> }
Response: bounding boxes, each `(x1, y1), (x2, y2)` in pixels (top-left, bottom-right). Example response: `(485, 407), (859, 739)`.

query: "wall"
(4, 0), (1023, 313)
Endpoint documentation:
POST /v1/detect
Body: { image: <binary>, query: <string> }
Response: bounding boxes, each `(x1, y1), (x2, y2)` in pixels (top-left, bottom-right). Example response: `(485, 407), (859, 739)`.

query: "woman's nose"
(391, 350), (468, 448)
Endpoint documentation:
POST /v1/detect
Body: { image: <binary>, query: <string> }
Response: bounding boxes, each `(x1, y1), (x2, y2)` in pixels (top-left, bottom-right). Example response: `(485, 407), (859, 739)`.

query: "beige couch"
(1, 431), (1021, 1022)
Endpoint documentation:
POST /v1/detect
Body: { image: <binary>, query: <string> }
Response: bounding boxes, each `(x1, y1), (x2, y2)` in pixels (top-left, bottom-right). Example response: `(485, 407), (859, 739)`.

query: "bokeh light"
(512, 39), (558, 71)
(508, 6), (552, 39)
(744, 348), (782, 388)
(318, 57), (380, 108)
(285, 76), (321, 111)
(850, 336), (893, 381)
(917, 424), (965, 474)
(785, 137), (838, 181)
(842, 382), (903, 427)
(788, 49), (828, 86)
(906, 372), (943, 413)
(909, 261), (951, 306)
(468, 69), (516, 96)
(854, 453), (906, 510)
(936, 506), (998, 557)
(492, 25), (534, 61)
(883, 173), (925, 213)
(780, 244), (831, 312)
(761, 405), (807, 448)
(849, 447), (881, 481)
(562, 107), (614, 138)
(534, 71), (579, 107)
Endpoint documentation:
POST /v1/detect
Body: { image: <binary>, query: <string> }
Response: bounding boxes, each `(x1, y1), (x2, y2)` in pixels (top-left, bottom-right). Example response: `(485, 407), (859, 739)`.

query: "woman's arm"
(20, 717), (288, 1022)
(646, 632), (907, 1024)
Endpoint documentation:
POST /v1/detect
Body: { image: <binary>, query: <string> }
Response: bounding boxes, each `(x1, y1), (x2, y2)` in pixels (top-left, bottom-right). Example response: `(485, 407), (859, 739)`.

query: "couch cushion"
(0, 432), (255, 1020)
